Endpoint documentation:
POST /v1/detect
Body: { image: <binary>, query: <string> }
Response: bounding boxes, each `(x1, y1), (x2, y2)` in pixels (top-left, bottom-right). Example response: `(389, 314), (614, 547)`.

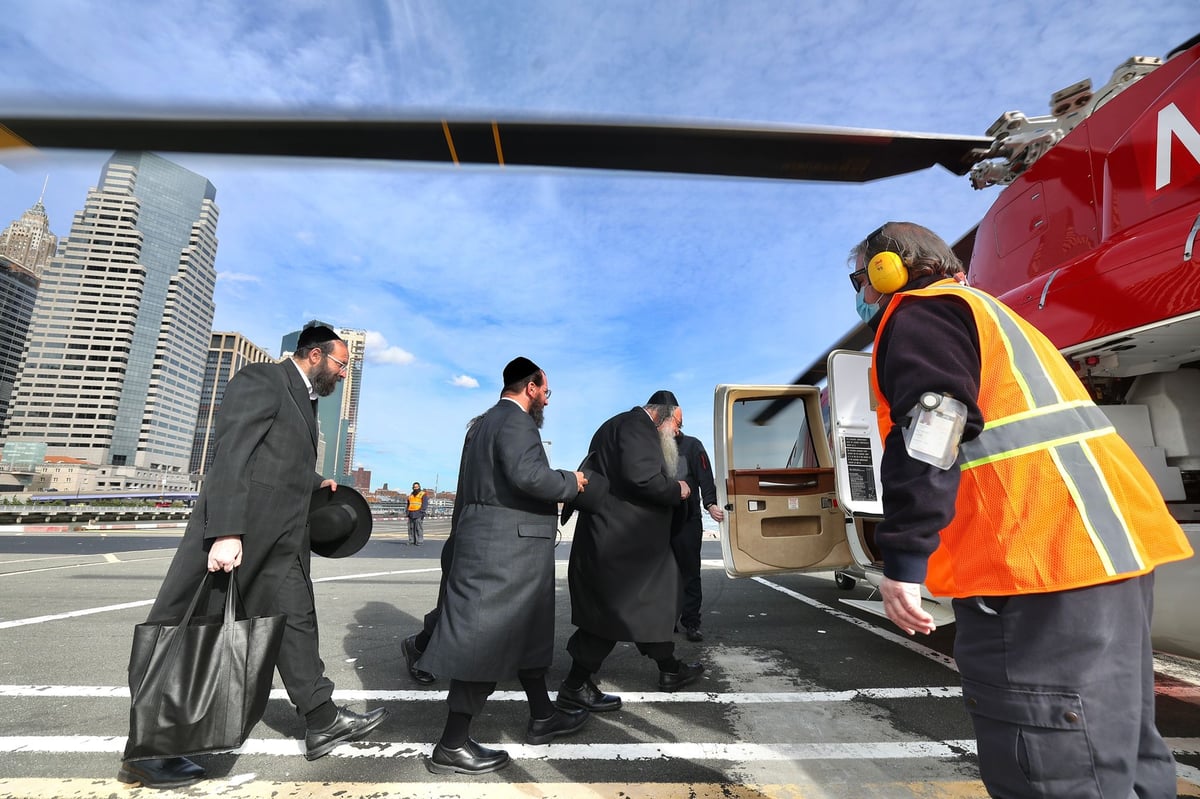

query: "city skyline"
(4, 152), (218, 476)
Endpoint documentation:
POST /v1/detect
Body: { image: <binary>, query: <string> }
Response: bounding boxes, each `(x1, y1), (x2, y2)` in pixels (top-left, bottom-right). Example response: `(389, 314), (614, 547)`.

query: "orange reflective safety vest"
(872, 281), (1192, 597)
(407, 491), (426, 512)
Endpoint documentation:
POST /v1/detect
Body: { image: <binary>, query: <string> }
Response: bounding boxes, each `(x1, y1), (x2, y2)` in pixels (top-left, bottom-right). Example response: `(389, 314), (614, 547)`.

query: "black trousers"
(447, 667), (547, 716)
(274, 553), (335, 716)
(953, 573), (1175, 799)
(670, 516), (704, 629)
(566, 626), (674, 675)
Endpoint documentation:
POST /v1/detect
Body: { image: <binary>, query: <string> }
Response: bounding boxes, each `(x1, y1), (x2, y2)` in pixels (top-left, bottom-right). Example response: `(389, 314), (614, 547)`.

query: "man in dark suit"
(117, 325), (387, 790)
(670, 412), (724, 642)
(416, 357), (589, 775)
(557, 390), (704, 715)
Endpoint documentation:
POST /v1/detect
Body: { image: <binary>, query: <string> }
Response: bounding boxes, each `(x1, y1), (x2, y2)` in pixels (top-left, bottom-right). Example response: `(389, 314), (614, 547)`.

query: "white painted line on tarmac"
(0, 735), (985, 760)
(0, 685), (965, 702)
(0, 600), (153, 629)
(0, 567), (443, 628)
(6, 734), (1200, 764)
(0, 556), (171, 578)
(313, 567), (441, 583)
(752, 575), (960, 671)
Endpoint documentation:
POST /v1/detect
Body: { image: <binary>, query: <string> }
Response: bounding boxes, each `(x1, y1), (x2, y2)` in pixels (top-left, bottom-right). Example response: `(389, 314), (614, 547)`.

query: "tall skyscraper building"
(189, 331), (274, 477)
(0, 185), (59, 276)
(0, 255), (40, 434)
(4, 152), (219, 476)
(280, 321), (366, 483)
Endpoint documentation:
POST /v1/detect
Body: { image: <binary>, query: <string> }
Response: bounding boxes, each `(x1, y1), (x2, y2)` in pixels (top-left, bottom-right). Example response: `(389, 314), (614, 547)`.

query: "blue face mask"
(855, 285), (881, 323)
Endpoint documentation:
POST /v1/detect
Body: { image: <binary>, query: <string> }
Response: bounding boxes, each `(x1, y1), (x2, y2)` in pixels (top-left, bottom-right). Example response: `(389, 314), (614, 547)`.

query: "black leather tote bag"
(124, 569), (285, 760)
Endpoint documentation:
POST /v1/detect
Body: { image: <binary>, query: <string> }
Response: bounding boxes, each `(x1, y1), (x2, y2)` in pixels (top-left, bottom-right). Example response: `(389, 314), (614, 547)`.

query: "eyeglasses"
(542, 386), (552, 399)
(325, 353), (350, 374)
(849, 268), (868, 291)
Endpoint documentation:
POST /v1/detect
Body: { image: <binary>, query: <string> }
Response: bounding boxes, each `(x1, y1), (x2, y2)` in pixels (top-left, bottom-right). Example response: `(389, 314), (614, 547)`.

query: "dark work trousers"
(408, 515), (424, 544)
(566, 627), (674, 674)
(670, 515), (704, 630)
(952, 573), (1175, 799)
(274, 552), (335, 717)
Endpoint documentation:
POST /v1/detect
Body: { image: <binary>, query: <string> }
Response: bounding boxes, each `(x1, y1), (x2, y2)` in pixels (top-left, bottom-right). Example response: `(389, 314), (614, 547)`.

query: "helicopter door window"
(730, 398), (819, 469)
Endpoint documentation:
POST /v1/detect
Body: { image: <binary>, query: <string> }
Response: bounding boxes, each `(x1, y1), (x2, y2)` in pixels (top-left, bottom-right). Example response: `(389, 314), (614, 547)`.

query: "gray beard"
(529, 399), (545, 429)
(659, 425), (679, 475)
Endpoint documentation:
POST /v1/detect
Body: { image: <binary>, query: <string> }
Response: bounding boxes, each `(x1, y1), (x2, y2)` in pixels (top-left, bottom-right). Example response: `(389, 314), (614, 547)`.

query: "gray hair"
(644, 403), (678, 425)
(847, 221), (963, 284)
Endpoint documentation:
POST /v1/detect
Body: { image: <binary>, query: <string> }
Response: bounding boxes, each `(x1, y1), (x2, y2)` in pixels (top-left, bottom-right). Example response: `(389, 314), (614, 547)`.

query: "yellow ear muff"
(867, 251), (908, 294)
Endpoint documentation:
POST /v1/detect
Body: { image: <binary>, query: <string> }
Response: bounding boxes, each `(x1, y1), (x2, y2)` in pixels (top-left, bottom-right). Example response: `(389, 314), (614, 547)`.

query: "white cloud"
(364, 330), (415, 365)
(451, 375), (480, 389)
(215, 271), (261, 283)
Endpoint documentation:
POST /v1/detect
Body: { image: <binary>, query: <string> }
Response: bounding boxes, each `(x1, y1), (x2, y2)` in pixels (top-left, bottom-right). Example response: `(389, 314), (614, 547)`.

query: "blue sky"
(1, 1), (1195, 491)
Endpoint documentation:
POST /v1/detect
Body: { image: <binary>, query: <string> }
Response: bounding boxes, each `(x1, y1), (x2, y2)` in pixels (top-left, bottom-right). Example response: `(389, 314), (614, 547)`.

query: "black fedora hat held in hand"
(308, 485), (373, 558)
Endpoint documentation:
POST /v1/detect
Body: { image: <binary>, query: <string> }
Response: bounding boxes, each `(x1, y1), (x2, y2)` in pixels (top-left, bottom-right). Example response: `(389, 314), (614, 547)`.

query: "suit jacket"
(672, 433), (718, 527)
(568, 407), (682, 641)
(146, 359), (324, 620)
(417, 399), (579, 681)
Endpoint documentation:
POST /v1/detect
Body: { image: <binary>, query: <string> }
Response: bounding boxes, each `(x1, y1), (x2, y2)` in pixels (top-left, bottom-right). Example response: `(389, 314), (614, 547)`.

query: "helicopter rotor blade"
(1, 114), (991, 182)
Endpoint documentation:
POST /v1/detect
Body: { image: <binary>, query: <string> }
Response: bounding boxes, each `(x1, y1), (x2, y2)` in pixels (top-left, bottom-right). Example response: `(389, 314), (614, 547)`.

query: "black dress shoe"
(426, 737), (511, 775)
(659, 661), (705, 690)
(555, 678), (622, 712)
(685, 626), (704, 642)
(117, 756), (205, 789)
(526, 706), (590, 744)
(305, 705), (388, 761)
(403, 634), (436, 684)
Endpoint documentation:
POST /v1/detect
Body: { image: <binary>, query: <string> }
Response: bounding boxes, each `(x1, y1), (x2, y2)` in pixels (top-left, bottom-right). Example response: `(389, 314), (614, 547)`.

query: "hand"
(880, 576), (936, 635)
(574, 471), (588, 492)
(678, 480), (692, 500)
(707, 504), (725, 523)
(208, 536), (243, 573)
(321, 479), (338, 491)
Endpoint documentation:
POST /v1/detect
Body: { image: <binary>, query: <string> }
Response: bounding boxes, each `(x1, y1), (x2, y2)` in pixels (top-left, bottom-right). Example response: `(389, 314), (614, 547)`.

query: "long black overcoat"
(568, 407), (681, 642)
(417, 399), (579, 681)
(144, 360), (323, 620)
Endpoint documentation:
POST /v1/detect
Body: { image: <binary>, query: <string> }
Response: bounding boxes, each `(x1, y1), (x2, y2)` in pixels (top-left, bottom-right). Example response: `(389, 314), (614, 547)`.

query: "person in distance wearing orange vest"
(406, 482), (429, 545)
(848, 221), (1192, 799)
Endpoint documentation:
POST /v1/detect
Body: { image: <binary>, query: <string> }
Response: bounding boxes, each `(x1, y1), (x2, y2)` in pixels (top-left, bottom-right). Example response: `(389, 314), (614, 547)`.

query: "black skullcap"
(503, 356), (541, 386)
(646, 390), (679, 406)
(297, 324), (341, 349)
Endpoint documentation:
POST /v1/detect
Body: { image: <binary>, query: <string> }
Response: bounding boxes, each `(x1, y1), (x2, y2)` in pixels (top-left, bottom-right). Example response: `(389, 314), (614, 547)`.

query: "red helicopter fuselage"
(969, 40), (1200, 370)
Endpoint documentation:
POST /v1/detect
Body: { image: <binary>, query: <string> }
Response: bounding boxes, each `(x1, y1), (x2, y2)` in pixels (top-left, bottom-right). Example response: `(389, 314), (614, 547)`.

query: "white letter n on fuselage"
(1156, 103), (1200, 190)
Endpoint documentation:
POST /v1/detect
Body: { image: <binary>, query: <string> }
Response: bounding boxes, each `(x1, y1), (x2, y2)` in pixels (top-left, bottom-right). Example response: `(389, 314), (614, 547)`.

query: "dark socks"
(439, 711), (472, 749)
(520, 673), (555, 720)
(656, 656), (682, 674)
(305, 700), (338, 730)
(414, 630), (431, 651)
(564, 662), (591, 690)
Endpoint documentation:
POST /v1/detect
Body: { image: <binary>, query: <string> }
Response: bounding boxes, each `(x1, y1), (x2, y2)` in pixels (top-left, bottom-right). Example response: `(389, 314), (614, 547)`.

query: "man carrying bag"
(124, 570), (285, 763)
(118, 325), (386, 790)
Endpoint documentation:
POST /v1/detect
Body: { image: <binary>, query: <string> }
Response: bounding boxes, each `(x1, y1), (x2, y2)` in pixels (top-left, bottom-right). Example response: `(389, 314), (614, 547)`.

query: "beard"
(529, 396), (546, 429)
(658, 423), (680, 475)
(311, 364), (341, 397)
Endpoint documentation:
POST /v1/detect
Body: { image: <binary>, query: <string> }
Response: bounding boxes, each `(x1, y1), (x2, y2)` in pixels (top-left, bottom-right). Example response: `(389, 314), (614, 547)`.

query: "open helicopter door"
(825, 350), (956, 626)
(714, 384), (852, 578)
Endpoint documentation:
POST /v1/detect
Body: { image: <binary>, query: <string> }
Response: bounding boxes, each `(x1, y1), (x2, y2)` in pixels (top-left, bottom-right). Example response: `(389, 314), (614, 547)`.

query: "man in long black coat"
(417, 357), (590, 775)
(557, 390), (704, 714)
(117, 326), (386, 790)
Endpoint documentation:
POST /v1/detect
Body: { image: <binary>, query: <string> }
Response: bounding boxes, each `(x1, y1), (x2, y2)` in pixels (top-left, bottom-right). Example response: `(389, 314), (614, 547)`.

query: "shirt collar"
(290, 358), (317, 400)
